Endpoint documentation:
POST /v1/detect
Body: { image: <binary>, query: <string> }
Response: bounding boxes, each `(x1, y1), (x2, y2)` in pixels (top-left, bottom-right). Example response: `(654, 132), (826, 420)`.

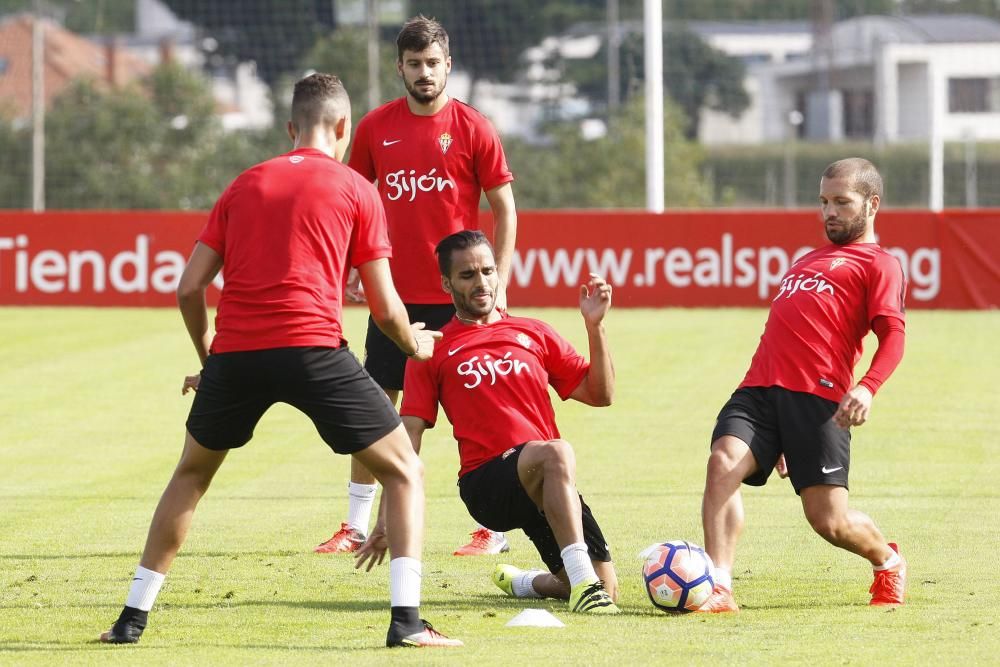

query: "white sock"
(713, 567), (733, 590)
(513, 569), (545, 598)
(124, 565), (166, 611)
(560, 542), (597, 587)
(389, 557), (422, 608)
(874, 550), (901, 571)
(346, 482), (377, 534)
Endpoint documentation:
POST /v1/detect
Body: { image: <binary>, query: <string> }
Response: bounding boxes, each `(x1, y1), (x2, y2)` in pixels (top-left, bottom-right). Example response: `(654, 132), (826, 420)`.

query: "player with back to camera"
(355, 230), (621, 616)
(99, 73), (461, 648)
(698, 157), (908, 613)
(315, 14), (517, 558)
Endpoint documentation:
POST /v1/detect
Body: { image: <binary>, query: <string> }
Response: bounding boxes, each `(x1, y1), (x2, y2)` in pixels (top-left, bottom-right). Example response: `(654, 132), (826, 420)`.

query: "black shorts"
(364, 303), (456, 390)
(712, 386), (850, 494)
(186, 346), (400, 454)
(457, 444), (612, 574)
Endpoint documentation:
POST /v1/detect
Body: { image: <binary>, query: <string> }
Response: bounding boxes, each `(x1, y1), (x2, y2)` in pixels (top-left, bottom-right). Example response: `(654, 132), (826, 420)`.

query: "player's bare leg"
(699, 435), (758, 613)
(499, 559), (618, 602)
(352, 424), (423, 559)
(800, 485), (906, 606)
(352, 423), (461, 646)
(100, 432), (228, 643)
(515, 439), (618, 614)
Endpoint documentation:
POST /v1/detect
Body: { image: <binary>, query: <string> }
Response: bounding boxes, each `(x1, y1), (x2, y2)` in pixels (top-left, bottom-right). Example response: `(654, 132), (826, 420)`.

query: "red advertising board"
(1, 209), (998, 308)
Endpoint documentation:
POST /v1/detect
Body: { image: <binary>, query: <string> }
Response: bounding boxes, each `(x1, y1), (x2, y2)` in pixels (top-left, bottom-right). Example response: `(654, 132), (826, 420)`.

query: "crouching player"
(355, 230), (620, 614)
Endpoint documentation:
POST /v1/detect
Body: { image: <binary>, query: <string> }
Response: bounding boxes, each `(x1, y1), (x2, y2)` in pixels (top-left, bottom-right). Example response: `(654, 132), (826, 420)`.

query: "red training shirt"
(348, 97), (513, 304)
(401, 313), (588, 477)
(199, 147), (391, 354)
(739, 242), (906, 402)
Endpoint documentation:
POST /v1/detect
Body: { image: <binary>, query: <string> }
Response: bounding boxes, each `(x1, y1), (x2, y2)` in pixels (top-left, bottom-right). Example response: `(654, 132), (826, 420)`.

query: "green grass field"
(1, 306), (998, 665)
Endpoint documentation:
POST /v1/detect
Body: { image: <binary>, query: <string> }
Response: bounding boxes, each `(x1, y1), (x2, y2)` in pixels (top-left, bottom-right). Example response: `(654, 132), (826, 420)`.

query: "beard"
(404, 75), (446, 105)
(455, 288), (495, 319)
(825, 204), (869, 244)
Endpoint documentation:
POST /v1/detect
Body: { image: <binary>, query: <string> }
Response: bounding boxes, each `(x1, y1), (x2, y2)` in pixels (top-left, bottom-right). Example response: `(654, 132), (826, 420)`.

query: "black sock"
(389, 606), (421, 632)
(116, 606), (148, 629)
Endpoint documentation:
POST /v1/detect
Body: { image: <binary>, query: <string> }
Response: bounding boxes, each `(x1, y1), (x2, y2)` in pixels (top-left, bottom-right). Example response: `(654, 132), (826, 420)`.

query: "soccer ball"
(641, 540), (715, 613)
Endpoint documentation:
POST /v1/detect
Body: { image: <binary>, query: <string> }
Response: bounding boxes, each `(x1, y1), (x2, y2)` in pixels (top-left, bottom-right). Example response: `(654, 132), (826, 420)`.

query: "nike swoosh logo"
(448, 345), (466, 356)
(821, 465), (843, 474)
(382, 139), (401, 146)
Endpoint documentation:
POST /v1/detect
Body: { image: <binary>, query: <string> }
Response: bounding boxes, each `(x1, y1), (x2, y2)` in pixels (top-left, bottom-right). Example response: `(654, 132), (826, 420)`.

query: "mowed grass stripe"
(1, 306), (997, 665)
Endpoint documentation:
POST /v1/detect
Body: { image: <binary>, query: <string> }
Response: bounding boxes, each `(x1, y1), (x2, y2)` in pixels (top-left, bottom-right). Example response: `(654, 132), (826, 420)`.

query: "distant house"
(757, 14), (1000, 144)
(508, 14), (1000, 146)
(0, 13), (150, 121)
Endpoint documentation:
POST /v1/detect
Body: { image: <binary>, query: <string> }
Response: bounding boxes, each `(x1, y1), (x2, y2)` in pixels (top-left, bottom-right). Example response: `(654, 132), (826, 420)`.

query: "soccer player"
(355, 230), (620, 615)
(699, 157), (908, 613)
(99, 73), (461, 648)
(316, 15), (516, 557)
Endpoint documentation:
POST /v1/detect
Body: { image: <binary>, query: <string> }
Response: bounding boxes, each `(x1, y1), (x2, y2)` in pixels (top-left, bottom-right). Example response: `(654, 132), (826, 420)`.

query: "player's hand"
(776, 454), (789, 479)
(182, 373), (200, 395)
(834, 384), (873, 429)
(344, 268), (366, 303)
(354, 523), (389, 572)
(579, 273), (612, 326)
(407, 322), (443, 362)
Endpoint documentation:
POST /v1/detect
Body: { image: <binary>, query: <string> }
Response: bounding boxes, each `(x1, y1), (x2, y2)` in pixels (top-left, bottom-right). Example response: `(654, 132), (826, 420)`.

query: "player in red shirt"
(355, 230), (620, 616)
(99, 74), (460, 648)
(699, 158), (908, 613)
(316, 15), (517, 557)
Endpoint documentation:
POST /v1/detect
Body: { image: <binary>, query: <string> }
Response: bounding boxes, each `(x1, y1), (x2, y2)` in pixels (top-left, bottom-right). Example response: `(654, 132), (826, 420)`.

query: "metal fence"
(2, 0), (999, 211)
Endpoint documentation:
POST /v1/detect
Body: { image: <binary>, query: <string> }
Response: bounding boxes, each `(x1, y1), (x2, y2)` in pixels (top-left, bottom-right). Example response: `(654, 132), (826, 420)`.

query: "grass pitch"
(1, 306), (998, 665)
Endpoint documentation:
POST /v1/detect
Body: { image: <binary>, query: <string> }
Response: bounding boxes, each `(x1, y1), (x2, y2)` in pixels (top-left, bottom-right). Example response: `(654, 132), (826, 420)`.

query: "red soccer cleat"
(386, 619), (463, 648)
(314, 522), (366, 554)
(452, 528), (510, 556)
(695, 583), (740, 613)
(870, 542), (907, 607)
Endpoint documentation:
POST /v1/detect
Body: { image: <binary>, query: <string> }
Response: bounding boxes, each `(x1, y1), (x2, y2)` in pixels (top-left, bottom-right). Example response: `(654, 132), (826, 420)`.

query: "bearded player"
(356, 230), (620, 615)
(699, 157), (908, 613)
(315, 15), (516, 558)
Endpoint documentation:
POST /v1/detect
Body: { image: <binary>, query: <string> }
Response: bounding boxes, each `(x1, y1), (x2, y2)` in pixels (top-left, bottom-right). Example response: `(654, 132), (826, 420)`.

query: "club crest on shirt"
(516, 333), (533, 349)
(438, 133), (453, 154)
(830, 257), (847, 270)
(288, 155), (304, 164)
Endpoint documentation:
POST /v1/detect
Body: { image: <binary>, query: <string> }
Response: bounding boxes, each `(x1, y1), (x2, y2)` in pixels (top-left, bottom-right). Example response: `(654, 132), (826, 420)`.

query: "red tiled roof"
(0, 14), (151, 118)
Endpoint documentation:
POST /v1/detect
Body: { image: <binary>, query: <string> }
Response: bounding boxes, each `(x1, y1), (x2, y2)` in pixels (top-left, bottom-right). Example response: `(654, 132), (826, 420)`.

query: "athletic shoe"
(99, 607), (147, 644)
(870, 542), (907, 607)
(314, 523), (365, 554)
(492, 563), (520, 597)
(386, 619), (463, 648)
(568, 579), (620, 614)
(453, 528), (510, 556)
(695, 584), (740, 613)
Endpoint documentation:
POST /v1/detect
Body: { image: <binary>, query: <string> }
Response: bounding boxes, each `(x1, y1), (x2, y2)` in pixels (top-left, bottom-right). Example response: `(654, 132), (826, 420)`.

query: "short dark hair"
(290, 73), (350, 131)
(436, 230), (493, 277)
(822, 157), (883, 200)
(397, 15), (449, 60)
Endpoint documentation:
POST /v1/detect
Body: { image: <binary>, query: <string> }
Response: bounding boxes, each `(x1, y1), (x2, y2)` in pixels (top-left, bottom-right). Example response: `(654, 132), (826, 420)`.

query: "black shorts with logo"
(186, 346), (400, 454)
(458, 444), (612, 574)
(712, 386), (851, 494)
(364, 303), (456, 390)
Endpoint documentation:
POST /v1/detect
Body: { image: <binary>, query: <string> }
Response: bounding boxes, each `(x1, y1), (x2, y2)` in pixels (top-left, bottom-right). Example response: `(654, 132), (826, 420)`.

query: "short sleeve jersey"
(348, 98), (513, 304)
(739, 242), (906, 402)
(401, 313), (588, 477)
(199, 147), (391, 354)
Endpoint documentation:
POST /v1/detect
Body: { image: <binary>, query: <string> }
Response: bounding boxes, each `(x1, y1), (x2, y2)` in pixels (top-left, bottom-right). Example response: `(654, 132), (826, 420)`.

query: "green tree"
(161, 0), (335, 85)
(43, 62), (274, 209)
(0, 0), (135, 33)
(0, 109), (30, 209)
(566, 27), (749, 140)
(299, 27), (401, 124)
(415, 0), (606, 97)
(505, 95), (708, 209)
